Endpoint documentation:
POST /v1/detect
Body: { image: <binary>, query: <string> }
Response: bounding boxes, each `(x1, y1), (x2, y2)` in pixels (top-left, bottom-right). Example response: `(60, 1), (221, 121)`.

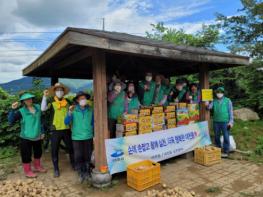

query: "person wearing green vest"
(8, 92), (47, 178)
(108, 80), (125, 138)
(186, 83), (201, 104)
(124, 82), (140, 114)
(41, 83), (74, 177)
(65, 91), (94, 183)
(206, 87), (234, 158)
(168, 79), (187, 103)
(138, 72), (156, 106)
(153, 75), (168, 105)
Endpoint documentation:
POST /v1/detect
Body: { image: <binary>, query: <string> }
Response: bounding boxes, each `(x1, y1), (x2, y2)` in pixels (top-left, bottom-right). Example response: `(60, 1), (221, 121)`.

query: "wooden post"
(199, 64), (210, 121)
(51, 77), (58, 85)
(92, 49), (109, 170)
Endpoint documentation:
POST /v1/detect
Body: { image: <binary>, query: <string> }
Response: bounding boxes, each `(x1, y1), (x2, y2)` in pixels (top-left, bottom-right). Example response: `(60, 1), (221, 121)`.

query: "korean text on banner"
(201, 89), (213, 101)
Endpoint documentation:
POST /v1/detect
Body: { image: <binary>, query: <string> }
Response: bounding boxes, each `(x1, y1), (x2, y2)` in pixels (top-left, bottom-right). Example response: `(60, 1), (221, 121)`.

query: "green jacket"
(127, 96), (140, 113)
(153, 84), (167, 105)
(19, 104), (42, 140)
(213, 97), (230, 122)
(65, 105), (94, 140)
(139, 81), (156, 106)
(108, 91), (125, 120)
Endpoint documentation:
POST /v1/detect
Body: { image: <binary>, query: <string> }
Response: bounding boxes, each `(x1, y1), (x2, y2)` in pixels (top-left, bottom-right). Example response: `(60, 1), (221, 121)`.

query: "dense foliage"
(146, 0), (263, 116)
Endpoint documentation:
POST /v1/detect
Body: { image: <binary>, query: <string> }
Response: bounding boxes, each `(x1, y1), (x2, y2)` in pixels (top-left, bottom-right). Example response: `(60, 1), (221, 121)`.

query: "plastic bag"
(220, 135), (236, 152)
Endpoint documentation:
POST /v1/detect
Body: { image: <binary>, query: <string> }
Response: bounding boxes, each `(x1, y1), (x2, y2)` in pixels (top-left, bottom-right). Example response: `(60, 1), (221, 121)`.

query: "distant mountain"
(0, 77), (93, 94)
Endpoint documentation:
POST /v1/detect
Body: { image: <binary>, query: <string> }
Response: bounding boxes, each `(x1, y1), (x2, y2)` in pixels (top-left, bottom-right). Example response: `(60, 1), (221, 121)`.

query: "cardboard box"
(139, 108), (151, 116)
(153, 124), (164, 131)
(123, 114), (138, 124)
(167, 118), (176, 125)
(152, 113), (165, 125)
(116, 130), (124, 138)
(176, 108), (189, 126)
(125, 130), (137, 136)
(188, 104), (200, 121)
(139, 116), (152, 125)
(116, 124), (124, 132)
(165, 112), (176, 119)
(165, 105), (176, 112)
(152, 106), (164, 114)
(177, 102), (187, 109)
(125, 122), (137, 132)
(138, 124), (152, 134)
(167, 124), (176, 129)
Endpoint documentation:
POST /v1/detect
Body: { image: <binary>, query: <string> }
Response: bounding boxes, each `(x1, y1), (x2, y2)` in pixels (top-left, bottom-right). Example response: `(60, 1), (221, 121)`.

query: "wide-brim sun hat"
(49, 82), (70, 96)
(73, 91), (91, 102)
(19, 92), (35, 101)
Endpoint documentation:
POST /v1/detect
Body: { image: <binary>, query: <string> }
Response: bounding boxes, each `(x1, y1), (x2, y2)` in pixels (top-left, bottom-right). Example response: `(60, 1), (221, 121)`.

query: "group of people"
(107, 72), (234, 157)
(9, 83), (93, 182)
(107, 72), (201, 138)
(8, 73), (234, 181)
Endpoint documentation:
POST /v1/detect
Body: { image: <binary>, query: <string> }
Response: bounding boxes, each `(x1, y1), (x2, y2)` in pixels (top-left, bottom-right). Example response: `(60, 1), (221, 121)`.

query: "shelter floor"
(7, 151), (263, 197)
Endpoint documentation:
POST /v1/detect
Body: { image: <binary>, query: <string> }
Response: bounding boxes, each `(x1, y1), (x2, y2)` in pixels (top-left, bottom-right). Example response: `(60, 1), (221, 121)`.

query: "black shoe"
(54, 169), (60, 178)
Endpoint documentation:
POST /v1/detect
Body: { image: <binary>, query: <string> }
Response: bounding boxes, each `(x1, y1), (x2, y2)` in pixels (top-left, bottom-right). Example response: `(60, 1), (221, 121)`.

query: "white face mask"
(176, 86), (183, 91)
(216, 93), (224, 99)
(145, 76), (152, 82)
(114, 85), (122, 92)
(55, 90), (64, 98)
(128, 86), (135, 92)
(79, 99), (87, 107)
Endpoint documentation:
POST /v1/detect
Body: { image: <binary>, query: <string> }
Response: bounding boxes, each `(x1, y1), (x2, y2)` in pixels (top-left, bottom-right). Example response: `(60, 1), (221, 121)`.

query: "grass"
(0, 146), (19, 180)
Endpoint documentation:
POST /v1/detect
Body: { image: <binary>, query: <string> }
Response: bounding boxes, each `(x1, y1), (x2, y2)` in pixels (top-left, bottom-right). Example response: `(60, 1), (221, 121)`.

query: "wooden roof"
(23, 27), (250, 79)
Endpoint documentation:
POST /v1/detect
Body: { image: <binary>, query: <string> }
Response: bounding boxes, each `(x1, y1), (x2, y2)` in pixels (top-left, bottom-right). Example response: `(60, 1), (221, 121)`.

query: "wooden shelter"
(23, 27), (250, 170)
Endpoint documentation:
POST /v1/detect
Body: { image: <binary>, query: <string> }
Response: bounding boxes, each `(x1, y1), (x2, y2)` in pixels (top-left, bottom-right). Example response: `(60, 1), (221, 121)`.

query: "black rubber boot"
(52, 159), (60, 178)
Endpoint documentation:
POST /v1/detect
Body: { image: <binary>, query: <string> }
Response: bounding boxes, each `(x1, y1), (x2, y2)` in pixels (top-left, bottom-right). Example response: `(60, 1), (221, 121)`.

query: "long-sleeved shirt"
(208, 98), (234, 125)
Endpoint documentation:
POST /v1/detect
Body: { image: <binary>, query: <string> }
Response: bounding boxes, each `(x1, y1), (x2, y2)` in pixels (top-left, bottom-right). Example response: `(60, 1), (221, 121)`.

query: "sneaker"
(54, 169), (60, 178)
(221, 153), (229, 158)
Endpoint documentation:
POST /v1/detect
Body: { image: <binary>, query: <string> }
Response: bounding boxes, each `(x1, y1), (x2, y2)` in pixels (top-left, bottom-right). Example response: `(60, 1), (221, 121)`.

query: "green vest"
(19, 104), (41, 140)
(153, 85), (166, 105)
(52, 102), (69, 130)
(108, 91), (125, 120)
(213, 97), (230, 122)
(128, 96), (140, 113)
(72, 106), (93, 140)
(139, 81), (155, 106)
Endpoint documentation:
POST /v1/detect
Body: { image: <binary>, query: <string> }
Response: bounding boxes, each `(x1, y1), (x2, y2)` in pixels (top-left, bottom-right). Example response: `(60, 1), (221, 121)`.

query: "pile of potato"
(143, 184), (196, 197)
(0, 179), (62, 197)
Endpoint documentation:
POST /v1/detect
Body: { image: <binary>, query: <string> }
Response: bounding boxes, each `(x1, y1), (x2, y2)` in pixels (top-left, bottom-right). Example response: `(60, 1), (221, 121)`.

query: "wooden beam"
(51, 77), (58, 85)
(92, 49), (109, 170)
(53, 48), (93, 71)
(69, 31), (250, 65)
(199, 64), (210, 121)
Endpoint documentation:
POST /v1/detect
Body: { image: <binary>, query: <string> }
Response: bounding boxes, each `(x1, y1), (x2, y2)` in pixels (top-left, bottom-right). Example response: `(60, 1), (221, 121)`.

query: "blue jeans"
(213, 122), (230, 153)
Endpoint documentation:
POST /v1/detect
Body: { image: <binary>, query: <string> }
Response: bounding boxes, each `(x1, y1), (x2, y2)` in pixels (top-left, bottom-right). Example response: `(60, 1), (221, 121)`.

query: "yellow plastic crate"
(127, 160), (160, 191)
(194, 146), (221, 166)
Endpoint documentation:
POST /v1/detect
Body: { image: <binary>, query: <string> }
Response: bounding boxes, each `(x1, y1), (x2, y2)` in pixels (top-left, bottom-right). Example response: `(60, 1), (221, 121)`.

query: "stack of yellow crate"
(116, 114), (138, 137)
(151, 106), (165, 131)
(138, 108), (152, 134)
(123, 114), (138, 136)
(138, 115), (152, 134)
(165, 105), (176, 129)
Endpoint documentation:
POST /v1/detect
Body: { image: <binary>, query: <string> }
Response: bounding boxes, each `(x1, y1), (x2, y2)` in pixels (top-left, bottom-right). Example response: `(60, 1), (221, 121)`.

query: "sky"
(0, 0), (243, 83)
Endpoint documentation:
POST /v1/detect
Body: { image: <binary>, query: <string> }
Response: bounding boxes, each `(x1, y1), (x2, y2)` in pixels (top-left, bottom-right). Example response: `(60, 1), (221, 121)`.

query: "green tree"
(146, 22), (219, 49)
(146, 22), (220, 82)
(215, 0), (263, 116)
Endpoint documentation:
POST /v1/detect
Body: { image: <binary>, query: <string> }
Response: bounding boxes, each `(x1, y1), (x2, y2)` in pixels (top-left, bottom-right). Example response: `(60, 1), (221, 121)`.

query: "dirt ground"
(4, 151), (263, 197)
